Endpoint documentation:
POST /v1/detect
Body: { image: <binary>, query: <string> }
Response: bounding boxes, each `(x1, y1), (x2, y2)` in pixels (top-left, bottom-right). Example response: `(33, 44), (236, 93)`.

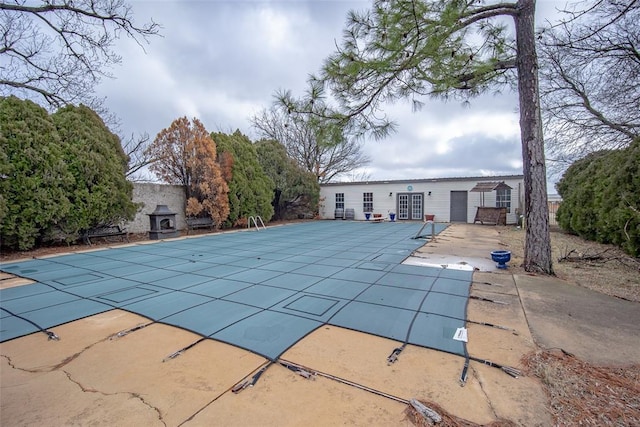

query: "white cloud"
(89, 0), (566, 185)
(247, 7), (306, 54)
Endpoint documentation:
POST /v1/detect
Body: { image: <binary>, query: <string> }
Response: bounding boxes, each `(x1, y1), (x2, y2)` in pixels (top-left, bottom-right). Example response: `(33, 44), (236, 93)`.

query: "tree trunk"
(273, 189), (282, 220)
(515, 0), (554, 274)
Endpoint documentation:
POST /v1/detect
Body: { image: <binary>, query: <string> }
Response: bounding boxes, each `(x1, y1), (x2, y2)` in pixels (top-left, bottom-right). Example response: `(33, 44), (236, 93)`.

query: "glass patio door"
(411, 194), (423, 220)
(397, 193), (423, 220)
(398, 194), (409, 219)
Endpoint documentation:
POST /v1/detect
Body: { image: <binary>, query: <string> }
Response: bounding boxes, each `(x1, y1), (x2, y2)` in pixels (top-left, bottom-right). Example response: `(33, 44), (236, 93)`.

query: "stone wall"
(129, 183), (186, 233)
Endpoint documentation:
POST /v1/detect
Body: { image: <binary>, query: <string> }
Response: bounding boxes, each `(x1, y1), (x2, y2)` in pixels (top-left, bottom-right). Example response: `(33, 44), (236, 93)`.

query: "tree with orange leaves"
(146, 117), (229, 226)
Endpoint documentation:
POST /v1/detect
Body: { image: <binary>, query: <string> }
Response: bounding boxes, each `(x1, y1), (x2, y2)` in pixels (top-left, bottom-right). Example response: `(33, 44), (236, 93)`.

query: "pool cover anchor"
(162, 337), (206, 362)
(279, 360), (316, 380)
(459, 359), (470, 386)
(46, 331), (60, 341)
(386, 344), (407, 365)
(109, 323), (150, 340)
(232, 361), (274, 393)
(460, 356), (522, 386)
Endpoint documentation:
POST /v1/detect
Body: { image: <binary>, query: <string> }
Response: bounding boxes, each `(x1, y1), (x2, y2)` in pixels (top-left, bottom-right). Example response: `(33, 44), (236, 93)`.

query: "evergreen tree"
(0, 96), (72, 250)
(213, 130), (274, 227)
(557, 140), (640, 256)
(255, 139), (320, 220)
(52, 104), (138, 235)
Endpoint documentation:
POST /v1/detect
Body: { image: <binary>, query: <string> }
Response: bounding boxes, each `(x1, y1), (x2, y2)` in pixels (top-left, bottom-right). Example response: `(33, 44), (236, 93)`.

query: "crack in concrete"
(473, 286), (518, 298)
(177, 361), (271, 426)
(512, 274), (535, 339)
(471, 365), (500, 420)
(3, 338), (167, 427)
(62, 370), (167, 427)
(52, 337), (110, 370)
(2, 354), (18, 370)
(1, 353), (52, 374)
(1, 335), (112, 373)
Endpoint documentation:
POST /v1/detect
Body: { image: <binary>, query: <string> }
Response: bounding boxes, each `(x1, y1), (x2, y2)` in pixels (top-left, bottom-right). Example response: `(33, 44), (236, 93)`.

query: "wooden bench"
(83, 225), (129, 245)
(372, 213), (385, 222)
(474, 207), (507, 225)
(186, 217), (215, 234)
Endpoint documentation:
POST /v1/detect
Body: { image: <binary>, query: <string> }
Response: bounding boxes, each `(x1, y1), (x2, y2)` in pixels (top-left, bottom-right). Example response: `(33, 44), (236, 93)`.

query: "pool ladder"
(248, 216), (266, 231)
(413, 220), (436, 240)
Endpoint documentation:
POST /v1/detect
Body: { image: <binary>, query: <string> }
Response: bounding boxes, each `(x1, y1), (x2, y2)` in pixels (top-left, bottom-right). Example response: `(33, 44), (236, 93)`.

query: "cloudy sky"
(97, 0), (565, 189)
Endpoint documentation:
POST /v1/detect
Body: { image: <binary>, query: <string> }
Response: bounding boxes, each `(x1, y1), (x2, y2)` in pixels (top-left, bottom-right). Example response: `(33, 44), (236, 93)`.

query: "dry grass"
(522, 349), (640, 426)
(403, 400), (516, 427)
(497, 226), (640, 302)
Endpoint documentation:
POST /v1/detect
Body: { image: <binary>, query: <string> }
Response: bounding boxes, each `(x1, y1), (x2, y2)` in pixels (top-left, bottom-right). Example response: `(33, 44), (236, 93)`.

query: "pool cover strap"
(232, 361), (274, 393)
(279, 359), (409, 404)
(386, 268), (446, 365)
(110, 323), (150, 340)
(162, 337), (206, 362)
(0, 307), (59, 341)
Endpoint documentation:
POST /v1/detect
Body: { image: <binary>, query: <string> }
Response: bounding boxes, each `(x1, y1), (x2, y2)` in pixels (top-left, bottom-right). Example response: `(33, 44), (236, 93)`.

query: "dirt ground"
(497, 226), (640, 303)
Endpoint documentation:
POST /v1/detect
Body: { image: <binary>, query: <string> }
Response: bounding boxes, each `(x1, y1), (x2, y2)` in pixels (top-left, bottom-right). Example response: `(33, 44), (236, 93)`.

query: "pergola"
(469, 181), (512, 207)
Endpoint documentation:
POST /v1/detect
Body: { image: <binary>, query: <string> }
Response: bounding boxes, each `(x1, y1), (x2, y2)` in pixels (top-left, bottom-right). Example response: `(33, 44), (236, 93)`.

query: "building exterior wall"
(320, 175), (524, 224)
(129, 183), (186, 233)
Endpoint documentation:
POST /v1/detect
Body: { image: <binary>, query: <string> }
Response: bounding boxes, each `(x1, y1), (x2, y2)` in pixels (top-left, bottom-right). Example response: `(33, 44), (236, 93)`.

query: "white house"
(319, 175), (524, 225)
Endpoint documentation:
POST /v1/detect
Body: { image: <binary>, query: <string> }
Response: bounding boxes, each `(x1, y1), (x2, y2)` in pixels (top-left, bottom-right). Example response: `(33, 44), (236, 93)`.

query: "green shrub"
(557, 140), (640, 256)
(213, 130), (274, 227)
(255, 139), (320, 220)
(0, 97), (138, 250)
(0, 97), (73, 250)
(52, 105), (137, 236)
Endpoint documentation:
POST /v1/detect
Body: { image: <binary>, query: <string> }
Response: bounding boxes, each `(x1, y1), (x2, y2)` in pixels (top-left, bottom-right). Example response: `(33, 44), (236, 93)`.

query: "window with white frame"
(363, 192), (373, 212)
(496, 188), (511, 212)
(335, 193), (344, 209)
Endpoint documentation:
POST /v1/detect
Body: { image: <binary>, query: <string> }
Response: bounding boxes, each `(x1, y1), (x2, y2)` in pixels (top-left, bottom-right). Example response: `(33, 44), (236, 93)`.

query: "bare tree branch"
(540, 0), (640, 176)
(252, 104), (371, 183)
(122, 132), (156, 181)
(0, 0), (160, 110)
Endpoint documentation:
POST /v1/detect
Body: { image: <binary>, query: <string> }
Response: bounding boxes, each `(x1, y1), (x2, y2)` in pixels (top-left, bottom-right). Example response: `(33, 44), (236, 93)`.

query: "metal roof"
(320, 174), (523, 187)
(469, 181), (513, 192)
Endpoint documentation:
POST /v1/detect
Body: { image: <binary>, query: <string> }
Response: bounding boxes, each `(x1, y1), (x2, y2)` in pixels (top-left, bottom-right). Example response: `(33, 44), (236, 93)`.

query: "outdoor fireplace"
(148, 204), (179, 240)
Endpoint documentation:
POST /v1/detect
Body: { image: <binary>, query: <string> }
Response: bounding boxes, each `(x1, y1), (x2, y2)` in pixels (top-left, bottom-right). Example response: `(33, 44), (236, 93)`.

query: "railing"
(413, 220), (436, 240)
(248, 216), (266, 231)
